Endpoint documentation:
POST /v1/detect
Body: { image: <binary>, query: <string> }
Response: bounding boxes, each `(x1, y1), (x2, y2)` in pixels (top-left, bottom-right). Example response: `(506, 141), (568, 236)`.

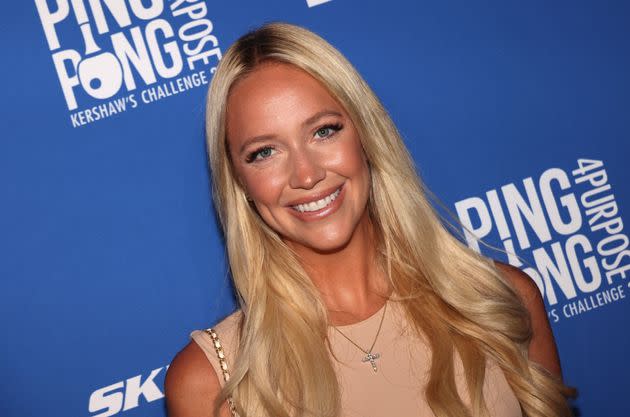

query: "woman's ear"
(237, 182), (253, 202)
(237, 181), (255, 205)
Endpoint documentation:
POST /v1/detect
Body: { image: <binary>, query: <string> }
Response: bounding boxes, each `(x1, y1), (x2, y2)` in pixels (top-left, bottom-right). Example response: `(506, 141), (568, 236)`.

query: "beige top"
(190, 301), (523, 417)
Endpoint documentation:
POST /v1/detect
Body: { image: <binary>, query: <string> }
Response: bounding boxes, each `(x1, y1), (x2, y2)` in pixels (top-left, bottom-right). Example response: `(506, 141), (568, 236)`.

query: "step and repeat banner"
(1, 1), (628, 416)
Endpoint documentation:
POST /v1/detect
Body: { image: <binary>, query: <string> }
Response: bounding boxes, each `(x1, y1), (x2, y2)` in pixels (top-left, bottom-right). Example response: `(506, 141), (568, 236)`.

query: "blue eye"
(314, 123), (343, 140)
(246, 146), (276, 163)
(259, 148), (273, 158)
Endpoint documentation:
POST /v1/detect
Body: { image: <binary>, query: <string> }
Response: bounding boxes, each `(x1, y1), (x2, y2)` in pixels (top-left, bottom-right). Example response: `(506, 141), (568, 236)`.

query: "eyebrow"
(238, 109), (343, 155)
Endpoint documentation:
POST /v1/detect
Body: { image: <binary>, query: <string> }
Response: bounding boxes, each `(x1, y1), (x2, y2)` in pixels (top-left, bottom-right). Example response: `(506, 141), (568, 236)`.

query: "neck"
(288, 210), (391, 325)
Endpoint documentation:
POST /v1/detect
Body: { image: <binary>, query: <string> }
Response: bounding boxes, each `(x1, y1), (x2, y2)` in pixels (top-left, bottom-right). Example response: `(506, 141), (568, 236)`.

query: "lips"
(292, 187), (341, 212)
(286, 183), (346, 219)
(286, 183), (344, 207)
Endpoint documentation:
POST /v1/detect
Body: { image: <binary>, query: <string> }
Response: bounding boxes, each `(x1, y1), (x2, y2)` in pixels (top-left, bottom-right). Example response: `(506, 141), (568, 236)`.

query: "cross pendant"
(362, 352), (381, 372)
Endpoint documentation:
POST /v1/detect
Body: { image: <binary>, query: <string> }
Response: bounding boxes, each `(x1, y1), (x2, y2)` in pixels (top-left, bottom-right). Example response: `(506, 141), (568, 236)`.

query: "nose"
(288, 148), (326, 190)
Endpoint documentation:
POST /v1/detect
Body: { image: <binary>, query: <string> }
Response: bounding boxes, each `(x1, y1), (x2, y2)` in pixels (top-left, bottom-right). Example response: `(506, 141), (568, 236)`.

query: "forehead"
(225, 62), (345, 139)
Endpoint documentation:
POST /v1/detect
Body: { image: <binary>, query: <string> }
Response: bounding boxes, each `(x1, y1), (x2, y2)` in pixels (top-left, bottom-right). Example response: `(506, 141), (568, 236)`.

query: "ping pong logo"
(34, 0), (221, 113)
(88, 365), (168, 417)
(454, 159), (629, 322)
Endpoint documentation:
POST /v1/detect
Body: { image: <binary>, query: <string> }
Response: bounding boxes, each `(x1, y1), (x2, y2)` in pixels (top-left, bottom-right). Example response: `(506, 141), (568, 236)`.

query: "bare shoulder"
(493, 261), (541, 304)
(164, 340), (231, 417)
(493, 260), (563, 379)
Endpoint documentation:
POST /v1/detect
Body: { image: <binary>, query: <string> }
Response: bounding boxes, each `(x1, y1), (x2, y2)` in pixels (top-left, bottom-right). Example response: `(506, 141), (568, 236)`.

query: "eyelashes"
(314, 123), (343, 140)
(245, 146), (275, 163)
(245, 123), (344, 164)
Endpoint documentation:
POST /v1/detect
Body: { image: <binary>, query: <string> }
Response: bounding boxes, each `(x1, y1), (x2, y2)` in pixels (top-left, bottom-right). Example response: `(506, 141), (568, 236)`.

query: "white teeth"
(293, 187), (341, 213)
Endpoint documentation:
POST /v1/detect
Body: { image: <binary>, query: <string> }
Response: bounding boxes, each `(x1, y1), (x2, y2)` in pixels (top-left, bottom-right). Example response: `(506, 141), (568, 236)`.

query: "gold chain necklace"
(332, 301), (387, 373)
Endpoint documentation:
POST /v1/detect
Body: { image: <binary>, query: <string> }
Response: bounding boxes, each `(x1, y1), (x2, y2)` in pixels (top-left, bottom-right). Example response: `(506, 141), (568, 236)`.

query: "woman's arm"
(164, 341), (231, 417)
(494, 261), (563, 379)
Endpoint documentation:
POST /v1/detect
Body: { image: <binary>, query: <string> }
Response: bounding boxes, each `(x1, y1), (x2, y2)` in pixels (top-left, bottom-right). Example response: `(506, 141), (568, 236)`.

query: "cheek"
(241, 168), (286, 202)
(331, 139), (369, 178)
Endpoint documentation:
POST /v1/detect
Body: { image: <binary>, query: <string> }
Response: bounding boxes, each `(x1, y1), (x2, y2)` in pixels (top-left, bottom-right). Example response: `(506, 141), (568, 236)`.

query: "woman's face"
(225, 62), (371, 254)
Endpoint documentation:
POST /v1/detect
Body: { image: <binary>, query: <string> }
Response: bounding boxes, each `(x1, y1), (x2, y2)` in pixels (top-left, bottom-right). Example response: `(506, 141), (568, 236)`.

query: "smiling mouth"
(291, 187), (342, 213)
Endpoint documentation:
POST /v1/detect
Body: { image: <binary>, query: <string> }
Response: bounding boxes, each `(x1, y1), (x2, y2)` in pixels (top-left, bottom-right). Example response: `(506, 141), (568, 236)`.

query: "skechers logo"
(88, 365), (168, 417)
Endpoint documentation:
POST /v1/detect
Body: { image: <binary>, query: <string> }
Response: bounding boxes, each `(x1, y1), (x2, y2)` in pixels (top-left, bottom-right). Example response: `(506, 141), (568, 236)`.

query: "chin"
(292, 232), (354, 255)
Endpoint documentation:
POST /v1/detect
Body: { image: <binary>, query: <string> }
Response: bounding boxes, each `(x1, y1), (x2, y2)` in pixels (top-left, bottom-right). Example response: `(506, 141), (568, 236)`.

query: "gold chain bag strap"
(203, 328), (237, 417)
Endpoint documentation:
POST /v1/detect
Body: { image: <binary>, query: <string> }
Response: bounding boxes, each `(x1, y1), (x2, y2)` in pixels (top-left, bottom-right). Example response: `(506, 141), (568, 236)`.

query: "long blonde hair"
(205, 21), (572, 417)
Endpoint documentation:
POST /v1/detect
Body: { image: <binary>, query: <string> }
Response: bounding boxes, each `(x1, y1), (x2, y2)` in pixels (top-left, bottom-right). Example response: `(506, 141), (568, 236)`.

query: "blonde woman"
(165, 22), (574, 417)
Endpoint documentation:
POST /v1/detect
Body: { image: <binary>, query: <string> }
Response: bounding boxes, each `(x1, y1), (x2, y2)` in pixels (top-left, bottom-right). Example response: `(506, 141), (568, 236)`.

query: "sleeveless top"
(190, 301), (523, 417)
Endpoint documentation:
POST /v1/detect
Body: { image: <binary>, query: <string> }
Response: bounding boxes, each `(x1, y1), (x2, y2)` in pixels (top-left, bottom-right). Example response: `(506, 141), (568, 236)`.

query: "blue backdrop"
(1, 1), (628, 416)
